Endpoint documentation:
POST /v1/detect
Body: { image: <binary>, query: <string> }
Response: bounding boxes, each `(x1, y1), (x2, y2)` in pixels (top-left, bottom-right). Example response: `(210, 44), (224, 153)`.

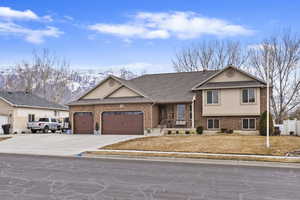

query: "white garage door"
(0, 115), (8, 134)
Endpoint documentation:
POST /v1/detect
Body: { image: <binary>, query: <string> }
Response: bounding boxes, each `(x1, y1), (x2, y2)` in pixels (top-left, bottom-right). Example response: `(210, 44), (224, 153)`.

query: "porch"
(156, 103), (193, 128)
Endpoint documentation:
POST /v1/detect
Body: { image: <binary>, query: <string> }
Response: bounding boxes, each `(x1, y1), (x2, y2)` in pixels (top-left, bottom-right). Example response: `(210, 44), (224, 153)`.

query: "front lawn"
(0, 137), (10, 142)
(102, 135), (300, 156)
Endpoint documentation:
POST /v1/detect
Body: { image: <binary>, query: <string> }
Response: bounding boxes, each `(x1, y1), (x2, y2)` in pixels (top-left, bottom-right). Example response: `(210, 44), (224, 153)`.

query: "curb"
(90, 149), (300, 159)
(82, 153), (300, 169)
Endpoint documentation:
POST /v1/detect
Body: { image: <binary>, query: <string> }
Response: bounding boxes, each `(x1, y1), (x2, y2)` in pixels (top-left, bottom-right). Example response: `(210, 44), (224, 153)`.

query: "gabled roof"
(0, 91), (68, 110)
(70, 65), (266, 106)
(191, 65), (266, 90)
(78, 75), (150, 100)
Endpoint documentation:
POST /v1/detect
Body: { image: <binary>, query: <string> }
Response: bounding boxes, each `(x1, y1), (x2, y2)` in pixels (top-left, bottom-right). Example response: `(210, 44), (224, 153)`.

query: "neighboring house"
(0, 91), (69, 134)
(68, 66), (267, 135)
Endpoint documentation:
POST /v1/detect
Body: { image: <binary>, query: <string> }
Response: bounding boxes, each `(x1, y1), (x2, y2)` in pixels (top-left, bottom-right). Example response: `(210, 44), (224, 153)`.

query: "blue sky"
(0, 0), (299, 73)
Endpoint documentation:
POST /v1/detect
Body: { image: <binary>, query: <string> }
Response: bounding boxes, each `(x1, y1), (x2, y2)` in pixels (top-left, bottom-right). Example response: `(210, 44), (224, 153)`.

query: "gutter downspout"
(192, 95), (196, 129)
(150, 102), (156, 134)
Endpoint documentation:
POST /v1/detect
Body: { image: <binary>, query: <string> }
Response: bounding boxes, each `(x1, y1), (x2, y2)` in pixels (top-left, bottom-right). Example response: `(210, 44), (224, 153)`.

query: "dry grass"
(85, 151), (300, 163)
(102, 135), (300, 156)
(0, 137), (10, 142)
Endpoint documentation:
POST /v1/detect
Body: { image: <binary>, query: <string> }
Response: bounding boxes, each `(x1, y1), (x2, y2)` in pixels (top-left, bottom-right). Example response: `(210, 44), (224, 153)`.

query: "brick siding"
(69, 103), (154, 133)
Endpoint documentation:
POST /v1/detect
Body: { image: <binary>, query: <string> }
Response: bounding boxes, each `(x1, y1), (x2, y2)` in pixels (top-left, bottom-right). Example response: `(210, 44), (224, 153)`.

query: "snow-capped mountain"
(0, 66), (140, 104)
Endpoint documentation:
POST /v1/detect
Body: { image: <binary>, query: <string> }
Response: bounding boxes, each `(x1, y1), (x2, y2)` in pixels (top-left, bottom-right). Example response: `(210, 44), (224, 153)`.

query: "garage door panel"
(102, 111), (143, 135)
(74, 112), (93, 134)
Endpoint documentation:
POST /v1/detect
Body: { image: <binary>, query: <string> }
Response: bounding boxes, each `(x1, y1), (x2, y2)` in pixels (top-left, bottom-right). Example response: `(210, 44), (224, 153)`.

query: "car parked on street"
(27, 117), (61, 133)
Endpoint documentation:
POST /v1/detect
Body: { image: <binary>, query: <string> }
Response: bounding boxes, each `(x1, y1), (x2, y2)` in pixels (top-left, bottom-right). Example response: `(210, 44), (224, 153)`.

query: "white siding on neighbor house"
(12, 108), (69, 133)
(82, 78), (121, 99)
(202, 88), (261, 116)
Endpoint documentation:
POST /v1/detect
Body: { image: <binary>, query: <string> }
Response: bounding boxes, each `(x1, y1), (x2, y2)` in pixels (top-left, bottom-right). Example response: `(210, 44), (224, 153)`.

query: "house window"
(207, 90), (219, 104)
(242, 88), (255, 103)
(242, 118), (256, 130)
(189, 104), (193, 120)
(207, 119), (220, 129)
(54, 110), (60, 117)
(177, 104), (186, 120)
(28, 114), (35, 122)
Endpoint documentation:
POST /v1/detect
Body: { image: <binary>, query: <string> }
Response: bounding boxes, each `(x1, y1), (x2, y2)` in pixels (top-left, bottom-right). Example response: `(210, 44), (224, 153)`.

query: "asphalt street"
(0, 154), (299, 200)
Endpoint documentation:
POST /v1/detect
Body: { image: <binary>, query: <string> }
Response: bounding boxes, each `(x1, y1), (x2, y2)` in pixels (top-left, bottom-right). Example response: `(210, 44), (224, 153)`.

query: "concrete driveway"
(0, 134), (143, 156)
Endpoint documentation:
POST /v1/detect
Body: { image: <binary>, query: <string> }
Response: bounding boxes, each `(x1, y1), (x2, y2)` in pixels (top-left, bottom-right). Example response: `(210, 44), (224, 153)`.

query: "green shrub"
(196, 126), (203, 134)
(259, 111), (274, 136)
(221, 128), (227, 133)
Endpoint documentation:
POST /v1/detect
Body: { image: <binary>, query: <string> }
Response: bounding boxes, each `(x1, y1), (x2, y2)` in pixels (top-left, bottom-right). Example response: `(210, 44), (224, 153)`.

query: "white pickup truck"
(27, 118), (61, 133)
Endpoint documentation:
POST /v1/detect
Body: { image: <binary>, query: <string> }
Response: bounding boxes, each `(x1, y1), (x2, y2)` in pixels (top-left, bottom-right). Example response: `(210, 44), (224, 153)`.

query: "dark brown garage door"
(102, 111), (143, 135)
(74, 112), (94, 134)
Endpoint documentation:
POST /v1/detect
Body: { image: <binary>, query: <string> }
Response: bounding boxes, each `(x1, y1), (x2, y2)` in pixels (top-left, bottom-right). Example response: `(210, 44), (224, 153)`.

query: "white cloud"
(76, 62), (173, 74)
(0, 7), (38, 20)
(247, 44), (263, 50)
(42, 15), (53, 22)
(88, 11), (253, 40)
(0, 22), (63, 44)
(0, 7), (62, 43)
(63, 15), (74, 21)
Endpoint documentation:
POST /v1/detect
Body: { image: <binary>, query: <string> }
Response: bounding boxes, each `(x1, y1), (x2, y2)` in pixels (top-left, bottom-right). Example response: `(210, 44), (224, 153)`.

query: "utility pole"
(266, 63), (270, 148)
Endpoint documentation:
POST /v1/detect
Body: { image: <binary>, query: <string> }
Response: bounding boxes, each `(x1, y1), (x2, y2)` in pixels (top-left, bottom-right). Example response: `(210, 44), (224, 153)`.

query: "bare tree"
(172, 40), (248, 71)
(8, 49), (73, 103)
(248, 30), (300, 123)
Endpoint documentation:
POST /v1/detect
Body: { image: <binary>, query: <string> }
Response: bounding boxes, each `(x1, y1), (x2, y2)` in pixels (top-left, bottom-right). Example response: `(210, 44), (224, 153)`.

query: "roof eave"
(193, 85), (266, 90)
(14, 104), (69, 111)
(191, 66), (267, 90)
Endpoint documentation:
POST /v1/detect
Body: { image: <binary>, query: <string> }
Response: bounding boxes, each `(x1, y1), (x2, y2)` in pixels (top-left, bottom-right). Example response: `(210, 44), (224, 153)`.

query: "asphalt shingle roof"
(129, 70), (218, 103)
(69, 67), (266, 106)
(0, 91), (68, 110)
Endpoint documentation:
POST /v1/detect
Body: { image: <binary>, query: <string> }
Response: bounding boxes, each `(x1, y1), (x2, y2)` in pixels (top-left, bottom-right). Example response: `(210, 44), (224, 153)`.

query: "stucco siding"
(208, 69), (253, 83)
(108, 86), (141, 98)
(202, 88), (261, 116)
(12, 108), (69, 133)
(82, 78), (121, 99)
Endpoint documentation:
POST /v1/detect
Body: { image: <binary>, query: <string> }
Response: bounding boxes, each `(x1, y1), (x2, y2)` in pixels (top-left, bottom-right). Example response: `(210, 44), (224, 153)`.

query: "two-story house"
(68, 66), (267, 135)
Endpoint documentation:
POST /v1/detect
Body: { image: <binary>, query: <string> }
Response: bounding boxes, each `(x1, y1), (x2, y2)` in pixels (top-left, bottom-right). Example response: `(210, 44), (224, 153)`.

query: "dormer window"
(242, 88), (255, 103)
(207, 90), (219, 104)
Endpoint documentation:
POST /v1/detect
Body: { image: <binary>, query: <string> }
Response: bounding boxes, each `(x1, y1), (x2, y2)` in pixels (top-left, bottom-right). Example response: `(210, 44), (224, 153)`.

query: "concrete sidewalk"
(0, 134), (143, 156)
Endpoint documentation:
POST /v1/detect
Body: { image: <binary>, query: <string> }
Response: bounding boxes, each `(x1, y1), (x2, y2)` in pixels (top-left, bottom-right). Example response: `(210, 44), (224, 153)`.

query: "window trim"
(189, 104), (193, 121)
(176, 104), (186, 121)
(207, 118), (220, 130)
(28, 114), (35, 122)
(242, 118), (256, 130)
(206, 90), (220, 105)
(241, 88), (256, 104)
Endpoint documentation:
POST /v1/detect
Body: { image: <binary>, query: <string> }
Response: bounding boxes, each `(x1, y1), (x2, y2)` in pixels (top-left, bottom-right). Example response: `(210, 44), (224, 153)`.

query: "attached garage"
(74, 112), (94, 134)
(0, 115), (8, 134)
(102, 111), (144, 135)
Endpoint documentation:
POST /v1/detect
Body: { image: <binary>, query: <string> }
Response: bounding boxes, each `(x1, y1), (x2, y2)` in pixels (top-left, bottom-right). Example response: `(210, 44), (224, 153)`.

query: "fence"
(277, 119), (300, 136)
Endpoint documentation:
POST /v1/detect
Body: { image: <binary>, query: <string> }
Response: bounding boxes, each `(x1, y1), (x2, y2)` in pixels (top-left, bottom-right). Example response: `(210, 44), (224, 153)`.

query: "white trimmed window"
(207, 90), (219, 104)
(242, 88), (255, 103)
(207, 119), (220, 129)
(28, 114), (35, 122)
(242, 118), (256, 130)
(177, 104), (186, 121)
